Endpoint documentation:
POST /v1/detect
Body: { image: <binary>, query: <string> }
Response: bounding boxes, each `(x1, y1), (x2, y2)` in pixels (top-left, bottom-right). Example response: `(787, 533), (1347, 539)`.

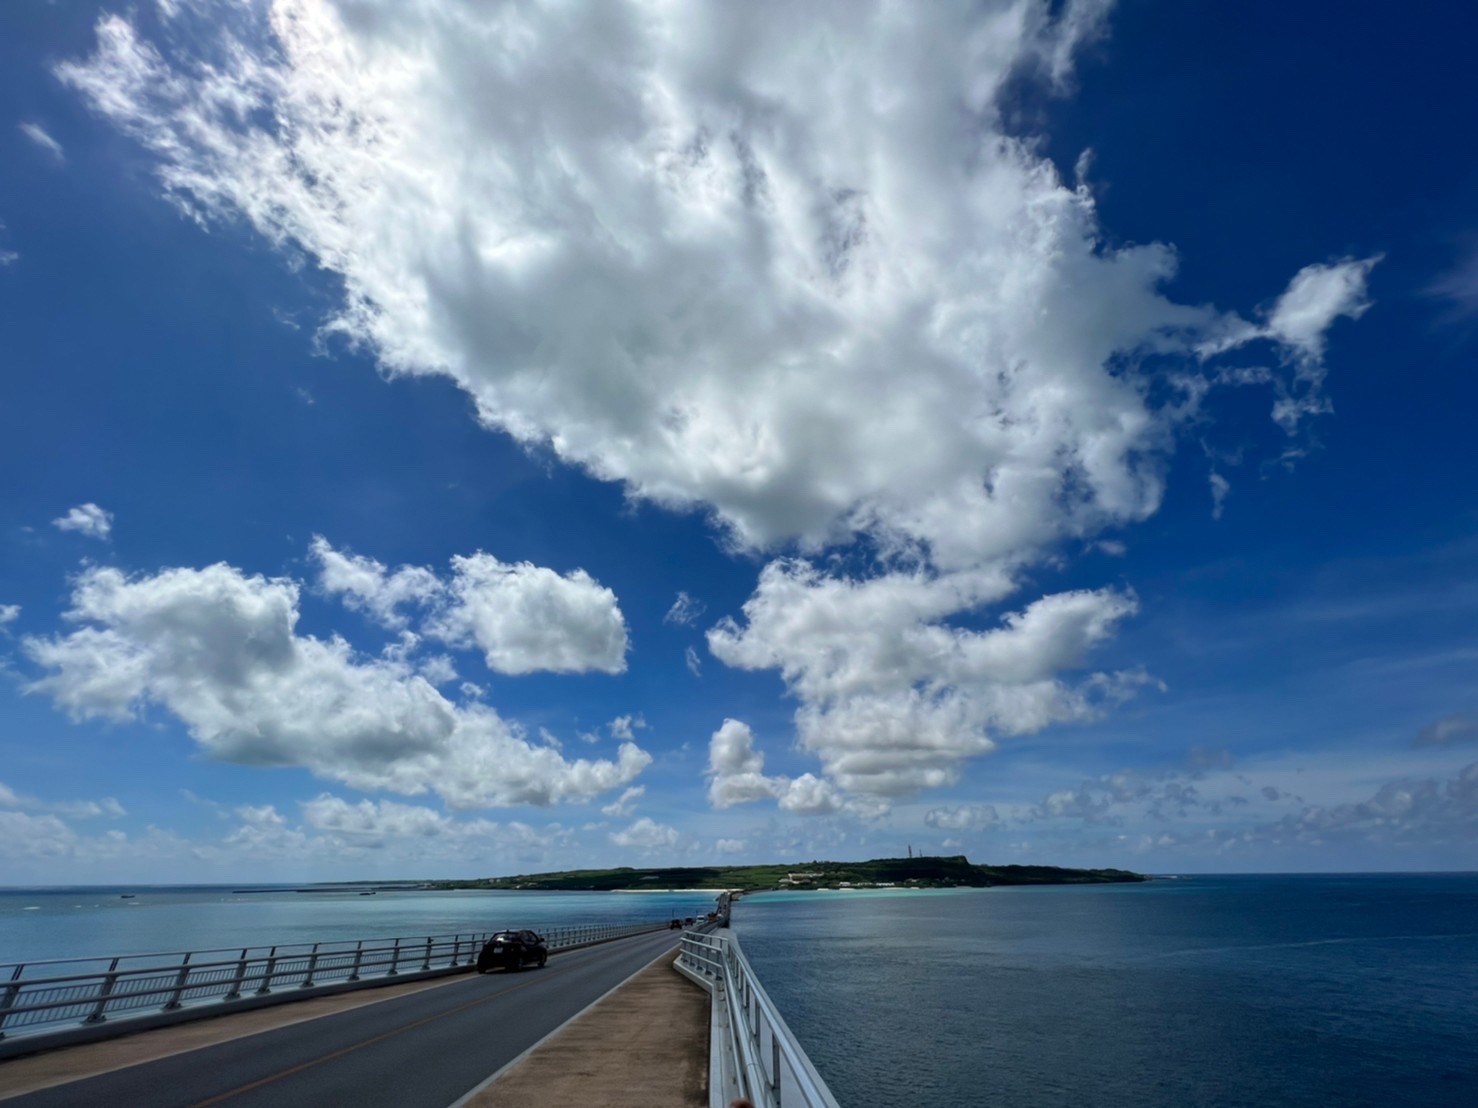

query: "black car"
(475, 929), (548, 972)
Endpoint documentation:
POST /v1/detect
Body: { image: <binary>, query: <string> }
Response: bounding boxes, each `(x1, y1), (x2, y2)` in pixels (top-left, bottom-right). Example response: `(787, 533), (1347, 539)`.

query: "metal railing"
(676, 930), (840, 1108)
(0, 920), (664, 1045)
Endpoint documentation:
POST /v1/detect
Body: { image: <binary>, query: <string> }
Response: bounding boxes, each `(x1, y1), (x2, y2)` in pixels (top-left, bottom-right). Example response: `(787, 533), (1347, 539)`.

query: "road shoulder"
(460, 950), (708, 1108)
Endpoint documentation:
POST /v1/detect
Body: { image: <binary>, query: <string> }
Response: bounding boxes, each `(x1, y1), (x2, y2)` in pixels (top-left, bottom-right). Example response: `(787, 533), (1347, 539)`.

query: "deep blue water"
(0, 886), (719, 966)
(732, 874), (1478, 1108)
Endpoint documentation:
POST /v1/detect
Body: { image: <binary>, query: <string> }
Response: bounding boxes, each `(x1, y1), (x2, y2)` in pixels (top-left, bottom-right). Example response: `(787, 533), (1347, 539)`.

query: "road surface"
(6, 928), (684, 1108)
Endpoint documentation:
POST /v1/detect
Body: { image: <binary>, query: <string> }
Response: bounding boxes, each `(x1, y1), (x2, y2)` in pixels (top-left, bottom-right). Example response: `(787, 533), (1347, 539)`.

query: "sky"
(1, 0), (1475, 884)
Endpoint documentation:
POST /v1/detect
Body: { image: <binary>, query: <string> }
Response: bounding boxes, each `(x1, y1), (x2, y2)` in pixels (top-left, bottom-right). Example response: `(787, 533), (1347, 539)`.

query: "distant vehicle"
(476, 929), (547, 973)
(669, 918), (683, 929)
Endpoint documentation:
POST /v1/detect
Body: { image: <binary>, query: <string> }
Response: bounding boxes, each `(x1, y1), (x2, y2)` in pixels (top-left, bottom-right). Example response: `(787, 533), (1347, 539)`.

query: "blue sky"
(2, 0), (1475, 883)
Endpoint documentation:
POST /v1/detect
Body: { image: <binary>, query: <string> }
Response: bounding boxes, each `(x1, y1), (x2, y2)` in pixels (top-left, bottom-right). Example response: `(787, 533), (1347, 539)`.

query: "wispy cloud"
(663, 591), (706, 627)
(1429, 240), (1478, 323)
(19, 121), (65, 162)
(1209, 472), (1230, 519)
(1414, 715), (1478, 748)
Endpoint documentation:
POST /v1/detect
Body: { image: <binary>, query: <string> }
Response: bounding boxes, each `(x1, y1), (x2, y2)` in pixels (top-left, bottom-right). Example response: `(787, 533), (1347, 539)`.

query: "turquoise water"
(732, 875), (1478, 1107)
(0, 886), (720, 965)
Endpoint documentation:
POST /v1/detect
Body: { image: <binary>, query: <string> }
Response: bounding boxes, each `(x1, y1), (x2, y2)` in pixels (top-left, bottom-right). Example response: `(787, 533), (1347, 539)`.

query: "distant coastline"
(422, 855), (1147, 894)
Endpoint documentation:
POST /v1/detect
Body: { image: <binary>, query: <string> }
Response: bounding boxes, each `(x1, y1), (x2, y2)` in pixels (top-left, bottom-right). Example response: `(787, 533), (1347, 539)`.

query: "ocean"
(0, 886), (721, 966)
(4, 875), (1474, 1106)
(731, 874), (1478, 1107)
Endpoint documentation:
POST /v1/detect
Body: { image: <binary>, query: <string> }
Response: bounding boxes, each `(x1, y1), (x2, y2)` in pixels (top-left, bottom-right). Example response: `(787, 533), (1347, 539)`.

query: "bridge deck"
(0, 930), (697, 1107)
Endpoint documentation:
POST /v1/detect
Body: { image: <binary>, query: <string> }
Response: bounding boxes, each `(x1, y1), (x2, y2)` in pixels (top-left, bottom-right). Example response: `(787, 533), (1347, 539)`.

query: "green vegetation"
(426, 855), (1145, 892)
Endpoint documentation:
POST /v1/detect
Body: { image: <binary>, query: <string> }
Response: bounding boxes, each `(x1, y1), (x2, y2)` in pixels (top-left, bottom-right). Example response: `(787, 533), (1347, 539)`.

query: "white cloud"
(1265, 258), (1378, 364)
(313, 537), (628, 675)
(609, 816), (680, 851)
(1199, 257), (1380, 434)
(300, 793), (499, 843)
(425, 554), (628, 676)
(56, 2), (1365, 562)
(608, 714), (646, 741)
(52, 503), (113, 540)
(24, 562), (649, 808)
(664, 592), (706, 627)
(601, 785), (645, 818)
(418, 654), (458, 686)
(706, 719), (780, 809)
(684, 646), (702, 677)
(775, 773), (847, 816)
(703, 718), (876, 817)
(0, 604), (19, 628)
(1209, 472), (1230, 519)
(710, 565), (1142, 796)
(19, 122), (65, 162)
(0, 810), (80, 859)
(714, 838), (747, 855)
(310, 536), (441, 629)
(924, 804), (1000, 832)
(56, 1), (1377, 812)
(0, 781), (125, 820)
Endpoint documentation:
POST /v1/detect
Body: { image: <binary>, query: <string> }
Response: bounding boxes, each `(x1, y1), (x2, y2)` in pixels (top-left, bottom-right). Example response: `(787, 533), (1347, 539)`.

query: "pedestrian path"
(457, 949), (708, 1107)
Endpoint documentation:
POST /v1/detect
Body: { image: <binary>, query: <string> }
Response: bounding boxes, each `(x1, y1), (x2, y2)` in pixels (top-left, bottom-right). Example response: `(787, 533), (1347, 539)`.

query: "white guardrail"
(0, 920), (665, 1055)
(676, 929), (840, 1108)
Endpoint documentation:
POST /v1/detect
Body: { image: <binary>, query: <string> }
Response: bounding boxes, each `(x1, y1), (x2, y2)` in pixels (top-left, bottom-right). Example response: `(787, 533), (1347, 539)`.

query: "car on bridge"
(475, 929), (548, 972)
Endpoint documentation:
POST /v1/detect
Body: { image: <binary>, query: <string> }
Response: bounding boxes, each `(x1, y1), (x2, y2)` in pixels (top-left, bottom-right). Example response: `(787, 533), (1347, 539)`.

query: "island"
(424, 855), (1145, 892)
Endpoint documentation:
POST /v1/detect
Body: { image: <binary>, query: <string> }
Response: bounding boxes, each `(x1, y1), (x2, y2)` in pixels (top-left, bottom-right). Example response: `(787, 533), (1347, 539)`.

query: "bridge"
(0, 917), (839, 1108)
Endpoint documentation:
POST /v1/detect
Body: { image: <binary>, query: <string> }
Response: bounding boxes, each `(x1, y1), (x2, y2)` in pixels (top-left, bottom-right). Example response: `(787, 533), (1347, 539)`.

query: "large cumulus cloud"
(59, 0), (1378, 809)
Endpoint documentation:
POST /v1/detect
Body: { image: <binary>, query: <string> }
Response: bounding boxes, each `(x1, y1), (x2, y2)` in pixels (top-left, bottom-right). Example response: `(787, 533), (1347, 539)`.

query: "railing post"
(772, 1034), (782, 1104)
(421, 937), (432, 972)
(256, 948), (278, 996)
(84, 958), (121, 1024)
(387, 938), (401, 976)
(349, 940), (364, 982)
(450, 935), (461, 967)
(164, 953), (193, 1010)
(300, 944), (320, 988)
(224, 949), (249, 1000)
(0, 963), (25, 1039)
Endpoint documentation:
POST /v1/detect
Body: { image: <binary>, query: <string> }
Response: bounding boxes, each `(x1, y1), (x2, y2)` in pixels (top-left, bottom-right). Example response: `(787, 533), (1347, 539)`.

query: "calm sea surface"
(4, 875), (1474, 1105)
(732, 874), (1478, 1108)
(0, 886), (721, 965)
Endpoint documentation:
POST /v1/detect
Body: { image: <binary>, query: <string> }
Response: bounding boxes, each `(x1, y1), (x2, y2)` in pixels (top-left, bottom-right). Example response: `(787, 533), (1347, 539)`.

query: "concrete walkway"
(460, 950), (708, 1108)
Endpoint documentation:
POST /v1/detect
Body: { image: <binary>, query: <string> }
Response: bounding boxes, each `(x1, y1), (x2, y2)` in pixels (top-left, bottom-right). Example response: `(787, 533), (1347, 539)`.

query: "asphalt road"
(7, 928), (685, 1108)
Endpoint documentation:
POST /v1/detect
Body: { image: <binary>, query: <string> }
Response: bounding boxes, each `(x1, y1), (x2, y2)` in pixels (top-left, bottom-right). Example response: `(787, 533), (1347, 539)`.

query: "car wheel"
(538, 954), (547, 968)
